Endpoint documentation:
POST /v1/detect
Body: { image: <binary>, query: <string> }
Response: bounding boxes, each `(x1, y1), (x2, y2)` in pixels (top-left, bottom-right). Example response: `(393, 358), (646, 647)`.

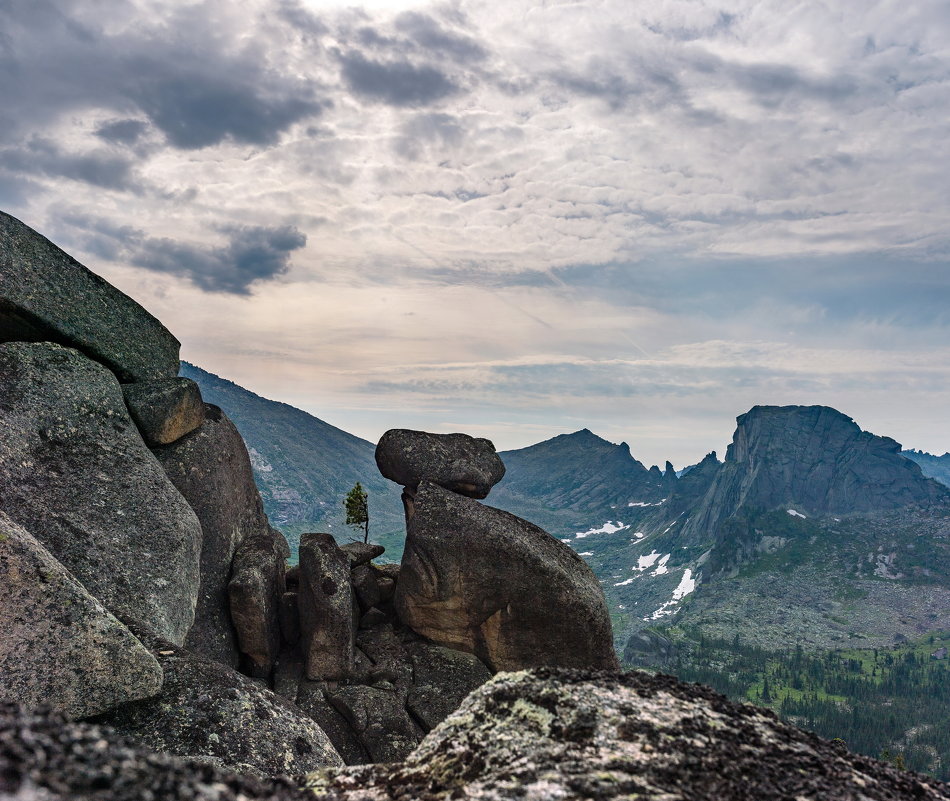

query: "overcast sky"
(3, 0), (949, 466)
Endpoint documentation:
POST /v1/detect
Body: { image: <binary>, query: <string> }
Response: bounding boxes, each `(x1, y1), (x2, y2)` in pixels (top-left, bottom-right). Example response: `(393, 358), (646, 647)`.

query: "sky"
(2, 0), (950, 467)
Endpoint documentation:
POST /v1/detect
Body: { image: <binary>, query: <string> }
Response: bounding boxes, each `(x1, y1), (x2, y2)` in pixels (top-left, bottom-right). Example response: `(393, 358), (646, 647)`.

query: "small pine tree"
(344, 482), (369, 543)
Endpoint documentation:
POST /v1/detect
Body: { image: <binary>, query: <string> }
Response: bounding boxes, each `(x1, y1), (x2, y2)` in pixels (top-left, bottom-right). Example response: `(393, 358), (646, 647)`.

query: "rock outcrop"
(95, 625), (342, 778)
(306, 668), (950, 801)
(375, 429), (505, 499)
(0, 513), (163, 719)
(395, 481), (619, 672)
(0, 210), (180, 382)
(0, 341), (202, 644)
(0, 703), (314, 801)
(153, 404), (286, 666)
(681, 405), (950, 550)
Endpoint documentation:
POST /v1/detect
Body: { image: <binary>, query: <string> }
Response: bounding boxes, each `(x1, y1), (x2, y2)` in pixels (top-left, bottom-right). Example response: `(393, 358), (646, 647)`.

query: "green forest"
(655, 628), (950, 780)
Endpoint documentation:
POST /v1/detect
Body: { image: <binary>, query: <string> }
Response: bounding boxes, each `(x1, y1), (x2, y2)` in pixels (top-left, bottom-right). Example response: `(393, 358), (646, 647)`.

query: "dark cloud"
(339, 51), (458, 106)
(128, 59), (322, 149)
(275, 0), (328, 37)
(58, 212), (306, 294)
(0, 1), (325, 150)
(724, 60), (859, 107)
(0, 138), (141, 192)
(132, 224), (307, 294)
(94, 119), (149, 146)
(393, 12), (487, 63)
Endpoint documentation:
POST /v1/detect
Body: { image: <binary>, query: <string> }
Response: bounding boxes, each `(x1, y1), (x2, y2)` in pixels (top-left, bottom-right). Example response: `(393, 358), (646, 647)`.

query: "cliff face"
(725, 405), (944, 515)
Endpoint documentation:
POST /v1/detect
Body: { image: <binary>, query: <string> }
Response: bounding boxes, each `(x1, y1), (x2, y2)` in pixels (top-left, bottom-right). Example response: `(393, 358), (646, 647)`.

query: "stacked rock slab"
(0, 513), (163, 719)
(0, 341), (202, 645)
(298, 533), (354, 681)
(376, 428), (619, 672)
(0, 210), (180, 382)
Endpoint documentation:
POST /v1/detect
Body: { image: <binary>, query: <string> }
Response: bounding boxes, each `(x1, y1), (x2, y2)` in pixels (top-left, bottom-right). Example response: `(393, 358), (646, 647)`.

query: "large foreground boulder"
(375, 429), (505, 499)
(0, 210), (180, 382)
(307, 668), (950, 801)
(0, 342), (202, 644)
(395, 481), (618, 672)
(153, 404), (283, 666)
(0, 514), (163, 719)
(95, 625), (342, 778)
(0, 704), (313, 801)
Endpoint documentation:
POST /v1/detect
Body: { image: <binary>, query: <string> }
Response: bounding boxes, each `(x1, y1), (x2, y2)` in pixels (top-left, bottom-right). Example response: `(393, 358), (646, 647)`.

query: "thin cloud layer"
(1, 0), (949, 461)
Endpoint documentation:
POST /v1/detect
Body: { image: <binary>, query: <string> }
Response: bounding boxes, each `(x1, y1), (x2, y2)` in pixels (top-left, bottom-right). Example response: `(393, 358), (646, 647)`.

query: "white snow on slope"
(787, 509), (806, 519)
(647, 569), (697, 620)
(575, 521), (629, 539)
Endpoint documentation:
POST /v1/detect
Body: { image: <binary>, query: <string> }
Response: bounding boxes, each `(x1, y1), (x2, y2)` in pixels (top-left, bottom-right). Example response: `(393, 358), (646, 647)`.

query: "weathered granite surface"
(306, 668), (950, 801)
(0, 342), (201, 644)
(0, 513), (163, 719)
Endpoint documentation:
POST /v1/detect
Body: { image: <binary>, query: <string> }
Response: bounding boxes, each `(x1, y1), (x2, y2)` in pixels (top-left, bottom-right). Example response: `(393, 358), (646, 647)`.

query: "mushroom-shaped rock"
(395, 481), (618, 672)
(298, 533), (354, 681)
(0, 513), (163, 719)
(306, 668), (950, 801)
(95, 625), (342, 778)
(122, 377), (205, 446)
(375, 429), (505, 499)
(0, 342), (201, 644)
(0, 210), (180, 382)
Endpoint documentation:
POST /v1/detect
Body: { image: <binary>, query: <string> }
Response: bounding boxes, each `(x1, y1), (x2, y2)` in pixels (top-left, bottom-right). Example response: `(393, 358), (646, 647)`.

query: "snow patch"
(636, 551), (662, 571)
(787, 509), (806, 519)
(575, 521), (629, 539)
(652, 553), (671, 576)
(578, 551), (594, 557)
(631, 531), (645, 540)
(646, 568), (696, 620)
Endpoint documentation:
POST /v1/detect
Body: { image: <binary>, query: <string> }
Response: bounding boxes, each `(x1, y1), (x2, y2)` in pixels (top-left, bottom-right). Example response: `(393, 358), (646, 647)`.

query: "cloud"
(133, 225), (308, 294)
(338, 50), (459, 106)
(393, 12), (487, 63)
(94, 119), (149, 146)
(0, 138), (142, 192)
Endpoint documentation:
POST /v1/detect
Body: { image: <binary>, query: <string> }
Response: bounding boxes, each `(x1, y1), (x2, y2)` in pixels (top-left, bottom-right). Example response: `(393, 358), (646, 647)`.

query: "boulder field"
(2, 210), (946, 799)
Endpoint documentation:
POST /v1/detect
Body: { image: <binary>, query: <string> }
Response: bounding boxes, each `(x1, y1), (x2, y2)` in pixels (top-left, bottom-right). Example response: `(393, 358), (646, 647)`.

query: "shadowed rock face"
(0, 342), (202, 644)
(298, 533), (354, 681)
(395, 482), (619, 672)
(0, 210), (180, 382)
(0, 514), (163, 719)
(0, 704), (314, 801)
(375, 430), (505, 499)
(94, 625), (342, 778)
(153, 405), (281, 666)
(307, 668), (950, 801)
(122, 378), (205, 446)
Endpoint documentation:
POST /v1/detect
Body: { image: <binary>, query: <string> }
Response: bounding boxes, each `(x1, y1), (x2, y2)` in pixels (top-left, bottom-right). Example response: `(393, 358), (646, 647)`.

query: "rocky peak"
(722, 405), (945, 515)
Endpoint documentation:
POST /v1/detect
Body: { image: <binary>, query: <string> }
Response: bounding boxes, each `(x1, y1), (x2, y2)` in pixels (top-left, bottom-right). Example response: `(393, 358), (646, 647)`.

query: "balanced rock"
(122, 377), (205, 445)
(0, 210), (180, 382)
(395, 481), (618, 672)
(96, 625), (342, 778)
(307, 668), (950, 801)
(375, 429), (505, 499)
(229, 531), (287, 679)
(0, 513), (163, 719)
(0, 342), (201, 644)
(298, 533), (354, 681)
(153, 405), (279, 666)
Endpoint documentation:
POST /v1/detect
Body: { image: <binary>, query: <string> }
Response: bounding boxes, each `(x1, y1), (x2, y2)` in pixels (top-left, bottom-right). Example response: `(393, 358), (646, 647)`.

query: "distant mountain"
(904, 448), (950, 488)
(180, 363), (404, 558)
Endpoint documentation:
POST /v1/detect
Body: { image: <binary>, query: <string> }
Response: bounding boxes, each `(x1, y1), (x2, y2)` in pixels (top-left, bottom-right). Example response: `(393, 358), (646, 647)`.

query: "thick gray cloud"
(0, 138), (141, 192)
(94, 119), (150, 146)
(133, 225), (308, 295)
(339, 51), (459, 106)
